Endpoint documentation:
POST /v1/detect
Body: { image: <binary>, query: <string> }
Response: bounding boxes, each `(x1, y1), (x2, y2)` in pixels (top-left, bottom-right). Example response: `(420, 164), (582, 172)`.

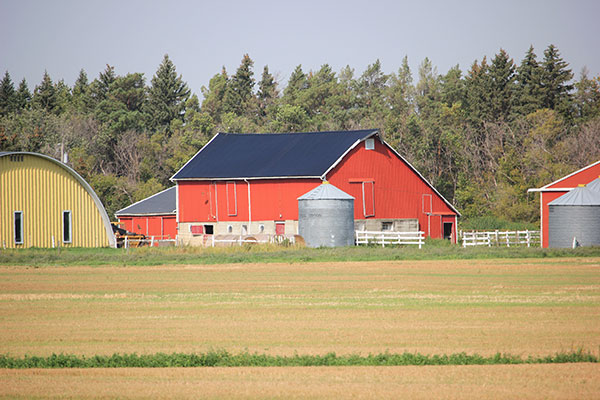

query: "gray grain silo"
(298, 182), (354, 247)
(548, 185), (600, 248)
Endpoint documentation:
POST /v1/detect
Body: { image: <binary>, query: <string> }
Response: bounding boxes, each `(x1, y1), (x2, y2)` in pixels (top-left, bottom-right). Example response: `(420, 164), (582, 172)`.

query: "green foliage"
(460, 215), (538, 231)
(1, 46), (597, 225)
(222, 54), (255, 116)
(0, 71), (17, 116)
(146, 54), (191, 132)
(32, 71), (57, 113)
(0, 349), (595, 368)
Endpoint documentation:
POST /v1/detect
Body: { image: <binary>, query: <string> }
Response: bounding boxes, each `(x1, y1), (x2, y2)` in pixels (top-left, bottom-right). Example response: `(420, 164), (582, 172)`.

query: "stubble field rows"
(0, 257), (599, 398)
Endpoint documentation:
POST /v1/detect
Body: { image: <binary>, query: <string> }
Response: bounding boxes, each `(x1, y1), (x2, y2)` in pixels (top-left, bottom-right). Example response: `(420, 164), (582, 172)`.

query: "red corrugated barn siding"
(117, 215), (176, 239)
(328, 139), (456, 239)
(546, 164), (600, 189)
(178, 179), (320, 223)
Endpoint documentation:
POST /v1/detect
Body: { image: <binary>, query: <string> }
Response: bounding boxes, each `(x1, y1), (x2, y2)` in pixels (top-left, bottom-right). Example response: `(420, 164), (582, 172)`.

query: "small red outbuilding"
(528, 160), (600, 248)
(171, 129), (460, 244)
(115, 187), (177, 240)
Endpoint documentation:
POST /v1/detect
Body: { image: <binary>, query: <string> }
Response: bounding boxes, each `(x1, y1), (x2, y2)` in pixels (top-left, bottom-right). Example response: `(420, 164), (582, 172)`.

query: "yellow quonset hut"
(0, 152), (116, 248)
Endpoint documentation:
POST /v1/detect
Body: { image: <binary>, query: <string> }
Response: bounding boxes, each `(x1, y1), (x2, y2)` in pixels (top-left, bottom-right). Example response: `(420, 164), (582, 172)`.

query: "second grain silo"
(548, 184), (600, 248)
(298, 182), (354, 247)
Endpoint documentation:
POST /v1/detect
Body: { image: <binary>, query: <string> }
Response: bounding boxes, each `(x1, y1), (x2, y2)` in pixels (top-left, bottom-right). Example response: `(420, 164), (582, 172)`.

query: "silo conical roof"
(586, 177), (600, 192)
(548, 185), (600, 206)
(298, 182), (354, 200)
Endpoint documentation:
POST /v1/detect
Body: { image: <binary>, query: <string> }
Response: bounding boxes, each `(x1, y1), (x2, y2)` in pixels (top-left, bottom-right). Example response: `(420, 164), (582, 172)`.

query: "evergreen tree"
(415, 57), (440, 118)
(0, 71), (17, 116)
(540, 45), (573, 115)
(16, 78), (31, 110)
(357, 59), (388, 112)
(387, 56), (414, 115)
(72, 69), (91, 112)
(283, 65), (307, 103)
(89, 65), (116, 106)
(488, 49), (516, 121)
(222, 54), (255, 116)
(54, 79), (72, 114)
(146, 54), (191, 132)
(257, 65), (278, 116)
(32, 71), (57, 112)
(514, 45), (544, 116)
(573, 68), (600, 121)
(201, 67), (228, 123)
(440, 65), (465, 107)
(464, 57), (492, 125)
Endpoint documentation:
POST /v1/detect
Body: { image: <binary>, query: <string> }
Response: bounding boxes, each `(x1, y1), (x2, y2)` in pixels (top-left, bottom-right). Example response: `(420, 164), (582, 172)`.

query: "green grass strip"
(2, 243), (600, 267)
(0, 350), (596, 368)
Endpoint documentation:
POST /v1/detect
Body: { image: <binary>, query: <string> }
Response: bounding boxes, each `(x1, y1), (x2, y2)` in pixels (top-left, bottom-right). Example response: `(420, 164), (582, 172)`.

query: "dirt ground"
(1, 364), (598, 399)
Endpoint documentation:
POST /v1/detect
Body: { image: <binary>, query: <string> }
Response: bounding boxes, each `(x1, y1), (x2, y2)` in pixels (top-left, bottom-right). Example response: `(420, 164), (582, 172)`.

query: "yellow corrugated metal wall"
(0, 154), (110, 248)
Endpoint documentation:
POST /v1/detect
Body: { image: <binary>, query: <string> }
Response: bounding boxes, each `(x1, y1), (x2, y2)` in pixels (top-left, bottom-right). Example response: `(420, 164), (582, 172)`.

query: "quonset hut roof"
(171, 130), (378, 180)
(548, 185), (600, 206)
(298, 182), (355, 200)
(115, 187), (176, 216)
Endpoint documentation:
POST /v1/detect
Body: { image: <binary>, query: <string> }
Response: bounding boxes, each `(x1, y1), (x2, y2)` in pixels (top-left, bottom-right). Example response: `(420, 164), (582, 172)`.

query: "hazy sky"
(1, 0), (599, 98)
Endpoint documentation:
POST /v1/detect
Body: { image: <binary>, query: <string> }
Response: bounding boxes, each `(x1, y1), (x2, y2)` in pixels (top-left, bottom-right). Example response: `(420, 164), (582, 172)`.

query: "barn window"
(203, 224), (214, 235)
(62, 210), (72, 243)
(362, 181), (375, 217)
(241, 225), (248, 235)
(227, 225), (233, 233)
(259, 224), (265, 233)
(381, 221), (393, 231)
(190, 225), (203, 235)
(14, 211), (23, 245)
(365, 138), (375, 150)
(226, 181), (237, 216)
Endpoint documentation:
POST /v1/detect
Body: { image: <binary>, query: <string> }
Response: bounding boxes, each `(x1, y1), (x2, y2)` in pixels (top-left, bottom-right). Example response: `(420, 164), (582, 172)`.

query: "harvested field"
(1, 364), (599, 399)
(0, 258), (599, 357)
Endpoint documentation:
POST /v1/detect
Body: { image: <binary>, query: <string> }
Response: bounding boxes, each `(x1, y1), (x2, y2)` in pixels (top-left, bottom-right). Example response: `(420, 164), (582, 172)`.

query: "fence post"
(526, 230), (530, 247)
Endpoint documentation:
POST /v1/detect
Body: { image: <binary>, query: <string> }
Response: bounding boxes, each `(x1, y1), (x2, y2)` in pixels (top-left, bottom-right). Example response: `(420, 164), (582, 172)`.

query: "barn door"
(362, 181), (375, 217)
(275, 222), (285, 235)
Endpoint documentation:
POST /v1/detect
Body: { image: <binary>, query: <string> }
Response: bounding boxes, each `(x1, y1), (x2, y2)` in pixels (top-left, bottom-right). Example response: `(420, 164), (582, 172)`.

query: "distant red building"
(528, 160), (600, 248)
(115, 187), (177, 240)
(172, 130), (460, 244)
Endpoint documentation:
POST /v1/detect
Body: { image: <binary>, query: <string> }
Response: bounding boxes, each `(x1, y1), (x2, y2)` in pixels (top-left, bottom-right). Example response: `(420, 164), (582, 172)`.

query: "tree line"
(1, 47), (599, 225)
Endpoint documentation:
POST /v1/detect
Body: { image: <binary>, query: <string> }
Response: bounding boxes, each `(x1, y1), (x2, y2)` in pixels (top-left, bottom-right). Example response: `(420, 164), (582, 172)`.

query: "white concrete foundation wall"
(177, 220), (299, 246)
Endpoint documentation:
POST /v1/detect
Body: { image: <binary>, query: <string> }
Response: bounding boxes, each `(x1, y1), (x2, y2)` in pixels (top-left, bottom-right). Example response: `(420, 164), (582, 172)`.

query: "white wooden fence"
(460, 230), (540, 248)
(355, 230), (425, 248)
(123, 235), (176, 248)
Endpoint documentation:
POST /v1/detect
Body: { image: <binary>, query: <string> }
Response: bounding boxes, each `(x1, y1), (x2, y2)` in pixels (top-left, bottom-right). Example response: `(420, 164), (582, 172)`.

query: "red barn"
(528, 160), (600, 248)
(115, 186), (177, 240)
(171, 129), (460, 244)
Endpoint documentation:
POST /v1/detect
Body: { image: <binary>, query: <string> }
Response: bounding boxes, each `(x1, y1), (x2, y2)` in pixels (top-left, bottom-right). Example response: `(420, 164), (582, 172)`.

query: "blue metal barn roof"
(171, 130), (378, 180)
